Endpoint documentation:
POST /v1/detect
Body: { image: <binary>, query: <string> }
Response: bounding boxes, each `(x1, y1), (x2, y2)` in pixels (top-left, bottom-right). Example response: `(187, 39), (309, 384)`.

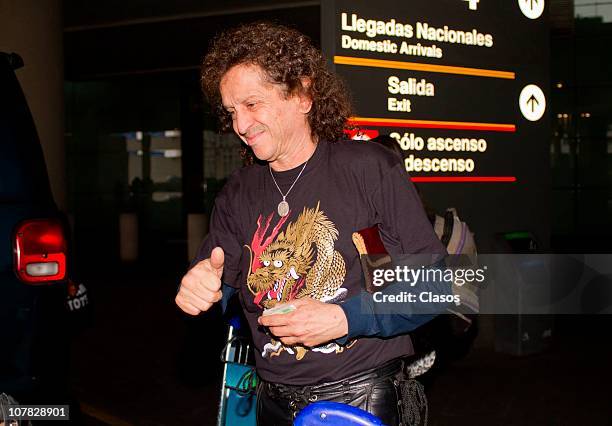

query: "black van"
(0, 52), (74, 405)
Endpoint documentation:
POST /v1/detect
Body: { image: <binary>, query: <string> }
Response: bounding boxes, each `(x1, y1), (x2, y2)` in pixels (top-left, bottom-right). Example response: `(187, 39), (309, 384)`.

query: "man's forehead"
(221, 64), (268, 88)
(220, 63), (284, 101)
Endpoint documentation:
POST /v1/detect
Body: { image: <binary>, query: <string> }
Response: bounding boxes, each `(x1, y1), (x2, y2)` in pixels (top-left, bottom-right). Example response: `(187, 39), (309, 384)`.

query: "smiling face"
(219, 63), (314, 170)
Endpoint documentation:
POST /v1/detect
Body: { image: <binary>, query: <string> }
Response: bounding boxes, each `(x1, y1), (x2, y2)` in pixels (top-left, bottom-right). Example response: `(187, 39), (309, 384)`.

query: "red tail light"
(13, 219), (67, 284)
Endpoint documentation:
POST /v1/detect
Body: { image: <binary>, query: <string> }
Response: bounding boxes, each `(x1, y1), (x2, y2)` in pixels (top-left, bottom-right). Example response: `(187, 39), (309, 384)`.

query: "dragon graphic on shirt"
(246, 202), (349, 360)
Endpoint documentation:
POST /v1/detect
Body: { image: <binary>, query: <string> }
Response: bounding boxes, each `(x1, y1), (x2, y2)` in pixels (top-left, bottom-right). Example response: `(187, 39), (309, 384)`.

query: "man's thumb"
(210, 247), (225, 272)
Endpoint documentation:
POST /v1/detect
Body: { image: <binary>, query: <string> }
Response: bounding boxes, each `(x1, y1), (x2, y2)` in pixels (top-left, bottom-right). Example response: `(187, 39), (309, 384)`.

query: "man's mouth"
(244, 127), (264, 145)
(245, 134), (260, 146)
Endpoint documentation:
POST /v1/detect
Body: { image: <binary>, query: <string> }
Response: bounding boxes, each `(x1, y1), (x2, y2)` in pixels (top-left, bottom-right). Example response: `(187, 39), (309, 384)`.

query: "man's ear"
(298, 77), (313, 114)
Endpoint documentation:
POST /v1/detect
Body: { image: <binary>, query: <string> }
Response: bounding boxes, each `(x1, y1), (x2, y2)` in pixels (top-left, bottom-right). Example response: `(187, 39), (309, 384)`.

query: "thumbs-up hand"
(175, 247), (225, 315)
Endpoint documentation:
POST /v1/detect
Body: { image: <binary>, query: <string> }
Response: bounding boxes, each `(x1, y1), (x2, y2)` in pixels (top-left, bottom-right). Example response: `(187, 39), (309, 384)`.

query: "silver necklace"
(269, 161), (308, 217)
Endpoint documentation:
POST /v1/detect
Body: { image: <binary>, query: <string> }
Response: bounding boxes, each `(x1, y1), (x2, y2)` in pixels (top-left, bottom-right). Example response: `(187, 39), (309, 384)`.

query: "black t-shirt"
(195, 139), (446, 385)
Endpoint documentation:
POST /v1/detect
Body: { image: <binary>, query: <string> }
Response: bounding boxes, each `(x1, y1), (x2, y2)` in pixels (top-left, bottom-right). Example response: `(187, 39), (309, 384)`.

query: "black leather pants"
(256, 358), (426, 426)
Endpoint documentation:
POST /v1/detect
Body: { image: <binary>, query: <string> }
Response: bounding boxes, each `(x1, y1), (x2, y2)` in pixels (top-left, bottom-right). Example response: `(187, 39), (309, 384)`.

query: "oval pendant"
(277, 200), (290, 217)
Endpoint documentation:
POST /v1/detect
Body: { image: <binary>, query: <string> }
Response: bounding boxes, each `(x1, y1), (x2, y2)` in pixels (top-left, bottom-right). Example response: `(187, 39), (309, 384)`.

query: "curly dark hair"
(201, 22), (352, 145)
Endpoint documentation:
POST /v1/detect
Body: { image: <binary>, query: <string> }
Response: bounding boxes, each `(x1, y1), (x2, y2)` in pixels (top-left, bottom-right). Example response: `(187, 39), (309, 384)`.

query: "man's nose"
(234, 110), (253, 136)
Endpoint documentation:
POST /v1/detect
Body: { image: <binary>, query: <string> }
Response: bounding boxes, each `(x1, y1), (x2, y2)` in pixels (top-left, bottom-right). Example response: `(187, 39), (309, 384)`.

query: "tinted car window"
(0, 52), (53, 204)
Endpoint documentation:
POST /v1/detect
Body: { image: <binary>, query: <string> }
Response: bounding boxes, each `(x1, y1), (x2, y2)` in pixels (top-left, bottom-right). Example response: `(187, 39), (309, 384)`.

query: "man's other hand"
(175, 247), (224, 315)
(258, 298), (348, 347)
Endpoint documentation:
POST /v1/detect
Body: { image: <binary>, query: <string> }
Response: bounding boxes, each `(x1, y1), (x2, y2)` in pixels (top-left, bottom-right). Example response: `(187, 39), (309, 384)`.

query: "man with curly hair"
(176, 22), (447, 425)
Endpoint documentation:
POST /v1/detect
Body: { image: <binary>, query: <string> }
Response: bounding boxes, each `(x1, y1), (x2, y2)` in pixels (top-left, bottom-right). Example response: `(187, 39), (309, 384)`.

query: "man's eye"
(273, 260), (283, 268)
(262, 260), (271, 267)
(247, 102), (256, 109)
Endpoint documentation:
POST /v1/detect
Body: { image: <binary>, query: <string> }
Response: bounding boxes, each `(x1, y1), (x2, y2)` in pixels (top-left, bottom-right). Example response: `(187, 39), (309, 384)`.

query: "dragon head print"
(248, 226), (313, 308)
(247, 202), (347, 309)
